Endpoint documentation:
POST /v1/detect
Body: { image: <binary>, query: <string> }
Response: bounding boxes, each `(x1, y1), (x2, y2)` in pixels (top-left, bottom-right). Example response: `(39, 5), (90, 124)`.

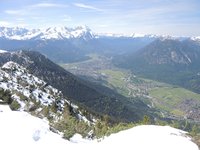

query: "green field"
(100, 69), (200, 118)
(149, 87), (200, 116)
(99, 69), (130, 96)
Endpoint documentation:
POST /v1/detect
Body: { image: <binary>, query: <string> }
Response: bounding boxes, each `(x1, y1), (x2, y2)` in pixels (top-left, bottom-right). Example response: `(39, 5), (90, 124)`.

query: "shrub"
(0, 89), (13, 104)
(63, 129), (76, 139)
(10, 100), (21, 111)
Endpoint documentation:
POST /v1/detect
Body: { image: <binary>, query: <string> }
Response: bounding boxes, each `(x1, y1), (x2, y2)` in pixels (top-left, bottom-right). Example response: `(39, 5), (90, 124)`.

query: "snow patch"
(0, 49), (8, 53)
(191, 36), (200, 41)
(101, 125), (198, 150)
(2, 61), (25, 71)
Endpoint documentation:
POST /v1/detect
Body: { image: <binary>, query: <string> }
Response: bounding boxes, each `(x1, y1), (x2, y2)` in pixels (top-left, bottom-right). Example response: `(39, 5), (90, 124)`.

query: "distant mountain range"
(1, 26), (200, 92)
(1, 26), (192, 63)
(0, 26), (94, 40)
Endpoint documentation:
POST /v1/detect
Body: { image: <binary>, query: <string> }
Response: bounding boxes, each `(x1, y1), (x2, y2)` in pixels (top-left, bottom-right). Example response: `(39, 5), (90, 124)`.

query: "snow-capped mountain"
(1, 26), (194, 41)
(0, 26), (29, 40)
(0, 26), (94, 40)
(191, 36), (200, 43)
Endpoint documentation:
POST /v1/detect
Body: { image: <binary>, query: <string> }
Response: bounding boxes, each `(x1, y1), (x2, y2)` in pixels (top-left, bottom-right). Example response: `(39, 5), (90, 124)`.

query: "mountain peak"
(0, 26), (94, 40)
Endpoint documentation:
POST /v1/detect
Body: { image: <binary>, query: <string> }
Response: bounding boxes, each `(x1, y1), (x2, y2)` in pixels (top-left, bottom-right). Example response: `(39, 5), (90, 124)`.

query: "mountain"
(0, 26), (94, 40)
(0, 50), (152, 122)
(0, 26), (95, 63)
(0, 60), (97, 139)
(0, 26), (156, 63)
(115, 39), (200, 93)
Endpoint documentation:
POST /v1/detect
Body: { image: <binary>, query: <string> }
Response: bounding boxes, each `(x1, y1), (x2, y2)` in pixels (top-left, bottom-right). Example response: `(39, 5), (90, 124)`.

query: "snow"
(2, 61), (25, 71)
(0, 61), (87, 122)
(0, 61), (60, 106)
(191, 36), (200, 41)
(77, 113), (90, 124)
(0, 49), (8, 53)
(0, 26), (193, 41)
(101, 125), (199, 150)
(191, 36), (200, 43)
(0, 26), (94, 40)
(0, 104), (198, 150)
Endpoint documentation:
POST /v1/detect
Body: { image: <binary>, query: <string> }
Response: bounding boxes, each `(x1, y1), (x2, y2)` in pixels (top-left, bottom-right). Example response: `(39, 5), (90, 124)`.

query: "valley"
(61, 53), (200, 124)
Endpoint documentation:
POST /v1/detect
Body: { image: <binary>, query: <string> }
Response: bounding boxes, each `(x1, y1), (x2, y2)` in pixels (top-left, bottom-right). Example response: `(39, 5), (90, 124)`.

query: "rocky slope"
(0, 60), (94, 139)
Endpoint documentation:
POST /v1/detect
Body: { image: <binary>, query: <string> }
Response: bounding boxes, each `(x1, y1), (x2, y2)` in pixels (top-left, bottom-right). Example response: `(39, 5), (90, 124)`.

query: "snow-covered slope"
(0, 61), (65, 109)
(0, 61), (92, 127)
(0, 104), (198, 150)
(101, 125), (199, 150)
(0, 26), (94, 40)
(191, 36), (200, 43)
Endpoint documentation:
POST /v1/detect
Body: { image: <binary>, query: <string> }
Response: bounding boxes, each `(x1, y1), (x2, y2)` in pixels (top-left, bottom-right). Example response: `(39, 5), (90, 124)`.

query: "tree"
(142, 115), (151, 125)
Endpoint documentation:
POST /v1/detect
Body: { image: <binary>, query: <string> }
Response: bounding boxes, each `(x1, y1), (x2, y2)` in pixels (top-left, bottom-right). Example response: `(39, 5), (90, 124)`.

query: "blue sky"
(0, 0), (200, 36)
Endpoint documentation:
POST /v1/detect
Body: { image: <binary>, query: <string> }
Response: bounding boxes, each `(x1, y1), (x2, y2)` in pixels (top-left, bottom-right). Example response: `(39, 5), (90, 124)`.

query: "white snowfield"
(0, 105), (198, 150)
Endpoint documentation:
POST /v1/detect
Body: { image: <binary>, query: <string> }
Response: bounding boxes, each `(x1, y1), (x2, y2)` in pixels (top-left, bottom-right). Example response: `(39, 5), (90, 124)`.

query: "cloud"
(0, 21), (11, 26)
(73, 3), (103, 11)
(30, 3), (68, 8)
(4, 3), (68, 17)
(4, 10), (23, 15)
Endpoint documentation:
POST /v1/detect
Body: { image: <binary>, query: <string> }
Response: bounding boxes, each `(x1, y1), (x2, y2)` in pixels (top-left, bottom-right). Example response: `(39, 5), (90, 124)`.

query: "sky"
(0, 0), (200, 36)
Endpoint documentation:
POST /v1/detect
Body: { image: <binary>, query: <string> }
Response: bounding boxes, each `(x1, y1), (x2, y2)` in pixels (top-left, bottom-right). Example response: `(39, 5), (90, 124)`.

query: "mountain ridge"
(0, 50), (151, 122)
(115, 38), (200, 93)
(0, 26), (94, 40)
(1, 26), (197, 40)
(2, 26), (198, 64)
